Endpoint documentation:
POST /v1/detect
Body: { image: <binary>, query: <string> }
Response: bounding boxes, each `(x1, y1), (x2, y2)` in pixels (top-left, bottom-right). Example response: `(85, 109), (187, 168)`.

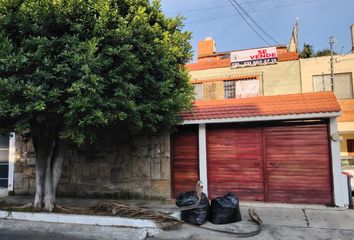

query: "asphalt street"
(0, 219), (147, 240)
(0, 230), (96, 240)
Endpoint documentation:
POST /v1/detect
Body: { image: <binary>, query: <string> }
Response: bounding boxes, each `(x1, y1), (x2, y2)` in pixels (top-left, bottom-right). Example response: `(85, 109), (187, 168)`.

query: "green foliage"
(0, 0), (193, 145)
(299, 43), (314, 58)
(316, 49), (336, 57)
(300, 43), (336, 58)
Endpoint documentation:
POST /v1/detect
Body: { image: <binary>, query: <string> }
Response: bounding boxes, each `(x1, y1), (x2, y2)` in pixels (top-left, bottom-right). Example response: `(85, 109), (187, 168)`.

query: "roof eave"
(181, 111), (342, 125)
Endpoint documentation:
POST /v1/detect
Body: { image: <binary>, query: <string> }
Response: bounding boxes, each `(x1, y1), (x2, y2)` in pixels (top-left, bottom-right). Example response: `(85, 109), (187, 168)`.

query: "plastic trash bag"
(176, 191), (210, 225)
(209, 192), (242, 224)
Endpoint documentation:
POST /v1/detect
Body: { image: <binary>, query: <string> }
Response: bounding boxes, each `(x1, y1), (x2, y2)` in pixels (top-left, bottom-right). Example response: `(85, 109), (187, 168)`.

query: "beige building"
(187, 25), (354, 163)
(300, 53), (354, 163)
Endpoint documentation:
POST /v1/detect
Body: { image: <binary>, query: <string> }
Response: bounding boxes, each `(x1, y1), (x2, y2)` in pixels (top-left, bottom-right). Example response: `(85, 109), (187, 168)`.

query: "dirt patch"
(0, 201), (182, 231)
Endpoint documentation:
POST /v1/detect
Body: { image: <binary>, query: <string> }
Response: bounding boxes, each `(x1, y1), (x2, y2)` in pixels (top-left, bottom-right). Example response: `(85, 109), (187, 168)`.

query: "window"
(194, 83), (203, 100)
(224, 80), (236, 99)
(224, 79), (259, 99)
(313, 73), (353, 99)
(348, 139), (354, 156)
(0, 136), (9, 188)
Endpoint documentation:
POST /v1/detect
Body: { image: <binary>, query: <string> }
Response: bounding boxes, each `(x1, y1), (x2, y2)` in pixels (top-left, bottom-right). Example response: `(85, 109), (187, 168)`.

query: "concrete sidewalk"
(1, 196), (354, 240)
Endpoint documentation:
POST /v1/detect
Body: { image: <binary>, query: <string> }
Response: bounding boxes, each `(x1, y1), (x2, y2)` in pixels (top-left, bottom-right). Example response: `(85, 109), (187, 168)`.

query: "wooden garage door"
(207, 126), (265, 201)
(264, 124), (332, 204)
(171, 126), (199, 198)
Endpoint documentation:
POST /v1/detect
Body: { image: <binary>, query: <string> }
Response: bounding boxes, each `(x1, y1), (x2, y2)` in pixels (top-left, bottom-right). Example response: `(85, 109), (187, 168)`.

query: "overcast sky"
(160, 0), (354, 61)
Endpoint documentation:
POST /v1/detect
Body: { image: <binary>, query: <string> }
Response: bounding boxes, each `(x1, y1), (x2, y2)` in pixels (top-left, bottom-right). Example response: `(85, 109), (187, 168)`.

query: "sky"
(160, 0), (354, 61)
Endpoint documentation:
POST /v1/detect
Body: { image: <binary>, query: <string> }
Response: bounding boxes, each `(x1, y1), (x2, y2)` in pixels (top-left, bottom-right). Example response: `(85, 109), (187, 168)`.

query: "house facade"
(0, 25), (352, 207)
(187, 25), (354, 165)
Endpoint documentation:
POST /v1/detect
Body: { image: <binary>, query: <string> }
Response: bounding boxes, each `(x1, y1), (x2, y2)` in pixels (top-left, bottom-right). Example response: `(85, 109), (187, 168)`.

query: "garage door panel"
(207, 127), (265, 200)
(266, 154), (330, 161)
(268, 190), (332, 204)
(265, 124), (332, 204)
(200, 121), (332, 205)
(172, 127), (199, 198)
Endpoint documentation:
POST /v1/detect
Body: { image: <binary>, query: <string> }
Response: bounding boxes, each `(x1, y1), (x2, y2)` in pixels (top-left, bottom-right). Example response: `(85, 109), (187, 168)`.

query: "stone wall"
(13, 132), (171, 200)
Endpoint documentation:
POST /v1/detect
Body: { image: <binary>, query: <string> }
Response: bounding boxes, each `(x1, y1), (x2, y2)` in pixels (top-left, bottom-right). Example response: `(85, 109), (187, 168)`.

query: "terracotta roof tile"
(186, 50), (299, 71)
(186, 59), (230, 71)
(277, 52), (299, 61)
(181, 92), (341, 121)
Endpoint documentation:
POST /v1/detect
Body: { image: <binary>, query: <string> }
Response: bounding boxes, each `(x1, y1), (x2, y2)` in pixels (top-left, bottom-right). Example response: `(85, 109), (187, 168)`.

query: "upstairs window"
(224, 79), (259, 99)
(313, 72), (353, 99)
(224, 80), (236, 99)
(194, 83), (203, 100)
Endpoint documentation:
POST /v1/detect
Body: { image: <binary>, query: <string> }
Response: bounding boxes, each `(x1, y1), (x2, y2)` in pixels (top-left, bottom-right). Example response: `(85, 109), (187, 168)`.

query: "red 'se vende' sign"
(231, 47), (277, 67)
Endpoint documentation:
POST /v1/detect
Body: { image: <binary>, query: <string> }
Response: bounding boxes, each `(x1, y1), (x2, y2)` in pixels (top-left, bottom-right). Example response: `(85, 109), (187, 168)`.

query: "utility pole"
(329, 36), (335, 91)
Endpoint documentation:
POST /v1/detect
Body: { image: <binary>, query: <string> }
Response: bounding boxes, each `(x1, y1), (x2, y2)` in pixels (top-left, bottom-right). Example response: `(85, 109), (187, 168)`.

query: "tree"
(0, 0), (193, 211)
(316, 49), (336, 57)
(299, 43), (314, 58)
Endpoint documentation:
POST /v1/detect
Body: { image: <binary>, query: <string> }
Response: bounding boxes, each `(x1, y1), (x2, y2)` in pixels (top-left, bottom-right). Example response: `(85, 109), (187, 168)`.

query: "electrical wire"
(230, 0), (279, 44)
(167, 0), (295, 14)
(228, 0), (271, 45)
(244, 0), (287, 43)
(185, 0), (320, 24)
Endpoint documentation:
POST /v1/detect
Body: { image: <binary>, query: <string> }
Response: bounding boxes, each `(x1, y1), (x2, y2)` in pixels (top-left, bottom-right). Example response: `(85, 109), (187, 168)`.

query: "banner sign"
(231, 47), (277, 67)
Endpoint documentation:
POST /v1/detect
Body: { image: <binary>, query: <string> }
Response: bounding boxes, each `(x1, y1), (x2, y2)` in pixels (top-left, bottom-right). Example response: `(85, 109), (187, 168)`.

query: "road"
(0, 230), (95, 240)
(0, 219), (147, 240)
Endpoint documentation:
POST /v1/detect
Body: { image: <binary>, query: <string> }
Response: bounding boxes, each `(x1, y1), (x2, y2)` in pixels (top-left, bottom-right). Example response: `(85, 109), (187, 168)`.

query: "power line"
(230, 0), (279, 44)
(228, 0), (271, 45)
(167, 0), (293, 15)
(185, 0), (320, 24)
(244, 0), (287, 43)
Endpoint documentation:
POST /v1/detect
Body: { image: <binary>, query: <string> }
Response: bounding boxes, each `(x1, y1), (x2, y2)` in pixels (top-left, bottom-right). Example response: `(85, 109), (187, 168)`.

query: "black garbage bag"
(209, 192), (242, 224)
(176, 191), (210, 225)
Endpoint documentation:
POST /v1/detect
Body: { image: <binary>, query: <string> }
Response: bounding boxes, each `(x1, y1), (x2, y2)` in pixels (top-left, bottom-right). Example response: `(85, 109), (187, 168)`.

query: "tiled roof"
(191, 75), (258, 84)
(277, 52), (299, 61)
(181, 92), (341, 122)
(186, 59), (230, 71)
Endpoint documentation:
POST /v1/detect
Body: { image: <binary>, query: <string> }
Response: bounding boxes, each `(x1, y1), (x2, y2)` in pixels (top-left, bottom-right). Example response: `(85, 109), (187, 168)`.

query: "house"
(0, 25), (352, 207)
(187, 24), (354, 166)
(172, 92), (346, 205)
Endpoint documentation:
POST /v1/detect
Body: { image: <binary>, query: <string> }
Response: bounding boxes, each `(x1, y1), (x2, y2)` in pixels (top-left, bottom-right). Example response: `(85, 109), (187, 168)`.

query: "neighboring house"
(0, 136), (15, 197)
(300, 53), (354, 164)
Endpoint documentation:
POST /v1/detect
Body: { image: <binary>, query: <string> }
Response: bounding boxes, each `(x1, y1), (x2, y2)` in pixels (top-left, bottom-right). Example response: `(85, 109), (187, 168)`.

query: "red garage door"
(171, 126), (199, 198)
(264, 124), (332, 204)
(207, 126), (265, 201)
(206, 122), (332, 204)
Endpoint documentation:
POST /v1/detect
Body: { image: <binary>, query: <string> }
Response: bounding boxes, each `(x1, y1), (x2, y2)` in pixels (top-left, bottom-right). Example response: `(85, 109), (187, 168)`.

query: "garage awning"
(181, 92), (341, 124)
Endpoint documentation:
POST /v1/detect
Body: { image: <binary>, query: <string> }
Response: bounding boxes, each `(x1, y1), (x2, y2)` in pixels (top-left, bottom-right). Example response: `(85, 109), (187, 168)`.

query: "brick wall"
(13, 132), (171, 200)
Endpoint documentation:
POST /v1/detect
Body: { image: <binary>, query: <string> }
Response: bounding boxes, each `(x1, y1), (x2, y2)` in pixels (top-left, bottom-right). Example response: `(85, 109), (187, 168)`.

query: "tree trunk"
(31, 127), (66, 212)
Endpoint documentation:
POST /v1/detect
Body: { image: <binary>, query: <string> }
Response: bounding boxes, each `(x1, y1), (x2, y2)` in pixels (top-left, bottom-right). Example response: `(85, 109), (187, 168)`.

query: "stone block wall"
(13, 132), (171, 200)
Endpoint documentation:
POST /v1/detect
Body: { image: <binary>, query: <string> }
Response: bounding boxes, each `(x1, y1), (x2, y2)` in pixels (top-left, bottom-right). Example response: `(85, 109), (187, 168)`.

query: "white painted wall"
(8, 133), (15, 192)
(198, 124), (208, 196)
(330, 117), (349, 207)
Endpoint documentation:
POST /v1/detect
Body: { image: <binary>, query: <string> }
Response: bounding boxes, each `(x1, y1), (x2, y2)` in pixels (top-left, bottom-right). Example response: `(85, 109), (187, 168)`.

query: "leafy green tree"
(0, 0), (193, 211)
(299, 43), (314, 58)
(316, 49), (336, 57)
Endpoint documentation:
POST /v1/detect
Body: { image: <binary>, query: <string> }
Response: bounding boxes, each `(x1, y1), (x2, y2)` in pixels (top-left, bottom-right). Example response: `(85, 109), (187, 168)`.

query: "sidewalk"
(1, 196), (354, 240)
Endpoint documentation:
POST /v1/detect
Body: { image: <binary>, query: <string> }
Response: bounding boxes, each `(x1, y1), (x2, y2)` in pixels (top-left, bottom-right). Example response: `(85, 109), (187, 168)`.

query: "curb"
(240, 202), (347, 211)
(0, 210), (160, 236)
